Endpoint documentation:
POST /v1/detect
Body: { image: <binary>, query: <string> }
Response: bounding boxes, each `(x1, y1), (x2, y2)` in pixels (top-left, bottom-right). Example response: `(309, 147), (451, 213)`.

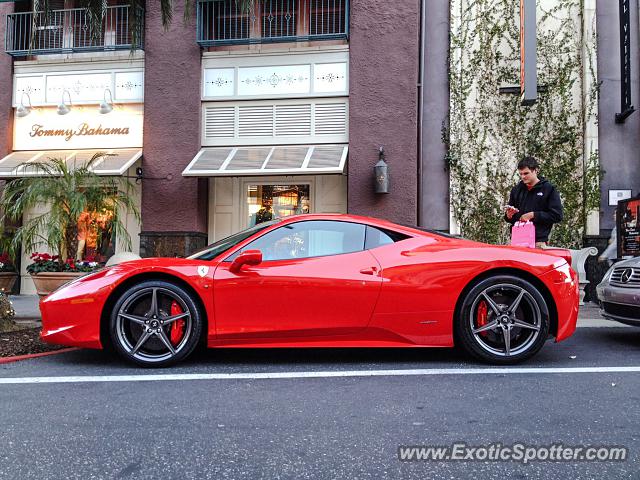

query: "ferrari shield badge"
(197, 266), (209, 277)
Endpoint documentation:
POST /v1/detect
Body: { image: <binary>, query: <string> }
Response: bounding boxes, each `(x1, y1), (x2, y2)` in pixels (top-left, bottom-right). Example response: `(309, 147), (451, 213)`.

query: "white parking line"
(1, 366), (639, 385)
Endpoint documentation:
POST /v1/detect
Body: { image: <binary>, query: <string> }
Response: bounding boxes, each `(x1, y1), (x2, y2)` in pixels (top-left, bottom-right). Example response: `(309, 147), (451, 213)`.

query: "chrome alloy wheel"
(115, 287), (193, 364)
(469, 283), (542, 357)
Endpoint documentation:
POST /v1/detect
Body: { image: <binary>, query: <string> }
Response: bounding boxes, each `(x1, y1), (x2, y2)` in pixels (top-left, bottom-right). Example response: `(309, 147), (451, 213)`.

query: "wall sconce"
(99, 88), (113, 114)
(16, 92), (32, 118)
(57, 90), (72, 115)
(374, 146), (389, 194)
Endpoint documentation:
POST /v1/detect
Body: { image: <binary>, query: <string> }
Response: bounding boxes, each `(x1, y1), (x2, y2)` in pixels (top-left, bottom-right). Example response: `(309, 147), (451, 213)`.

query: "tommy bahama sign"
(29, 123), (130, 142)
(14, 105), (143, 150)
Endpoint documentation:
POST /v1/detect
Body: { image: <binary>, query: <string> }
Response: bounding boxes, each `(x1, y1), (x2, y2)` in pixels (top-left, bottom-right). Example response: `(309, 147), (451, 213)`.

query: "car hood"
(612, 256), (640, 268)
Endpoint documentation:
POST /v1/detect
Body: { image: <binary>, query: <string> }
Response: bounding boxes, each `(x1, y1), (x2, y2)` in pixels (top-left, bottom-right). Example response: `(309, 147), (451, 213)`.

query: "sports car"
(40, 214), (579, 367)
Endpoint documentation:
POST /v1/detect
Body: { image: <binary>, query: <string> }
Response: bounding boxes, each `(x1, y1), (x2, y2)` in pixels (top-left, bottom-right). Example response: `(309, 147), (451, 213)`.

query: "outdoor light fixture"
(374, 146), (389, 194)
(99, 88), (113, 114)
(16, 92), (32, 118)
(57, 90), (72, 115)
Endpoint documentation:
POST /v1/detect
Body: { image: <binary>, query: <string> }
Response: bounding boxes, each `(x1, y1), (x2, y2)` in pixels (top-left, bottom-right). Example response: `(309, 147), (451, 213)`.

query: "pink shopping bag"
(510, 221), (535, 248)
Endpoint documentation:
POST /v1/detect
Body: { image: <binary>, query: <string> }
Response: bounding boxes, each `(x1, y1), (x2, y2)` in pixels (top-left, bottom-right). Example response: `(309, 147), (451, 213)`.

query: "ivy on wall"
(448, 0), (599, 248)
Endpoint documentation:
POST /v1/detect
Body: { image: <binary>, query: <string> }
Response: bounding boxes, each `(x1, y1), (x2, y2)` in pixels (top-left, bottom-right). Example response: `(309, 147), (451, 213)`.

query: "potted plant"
(25, 253), (103, 296)
(0, 154), (140, 295)
(0, 252), (18, 293)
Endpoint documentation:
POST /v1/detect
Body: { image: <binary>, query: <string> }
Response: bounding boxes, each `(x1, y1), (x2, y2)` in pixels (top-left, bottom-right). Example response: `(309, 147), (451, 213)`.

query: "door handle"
(359, 266), (378, 275)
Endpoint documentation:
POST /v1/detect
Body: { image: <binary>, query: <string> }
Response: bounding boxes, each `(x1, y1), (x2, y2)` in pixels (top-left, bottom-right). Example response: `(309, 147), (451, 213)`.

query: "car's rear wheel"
(109, 280), (203, 367)
(455, 275), (550, 364)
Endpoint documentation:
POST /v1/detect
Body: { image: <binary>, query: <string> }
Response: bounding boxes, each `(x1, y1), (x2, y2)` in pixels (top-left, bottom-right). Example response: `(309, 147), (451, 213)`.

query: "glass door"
(245, 183), (311, 227)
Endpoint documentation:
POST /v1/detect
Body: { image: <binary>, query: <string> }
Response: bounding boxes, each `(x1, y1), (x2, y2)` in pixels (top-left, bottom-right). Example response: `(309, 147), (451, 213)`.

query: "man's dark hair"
(517, 156), (539, 171)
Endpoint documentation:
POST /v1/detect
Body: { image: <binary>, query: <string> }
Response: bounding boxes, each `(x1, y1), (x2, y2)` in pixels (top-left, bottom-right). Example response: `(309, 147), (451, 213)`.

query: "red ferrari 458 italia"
(40, 214), (579, 367)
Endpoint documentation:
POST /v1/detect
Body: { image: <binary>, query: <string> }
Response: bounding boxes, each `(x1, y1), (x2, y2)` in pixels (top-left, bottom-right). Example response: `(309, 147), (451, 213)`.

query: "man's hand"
(505, 205), (519, 220)
(520, 212), (535, 222)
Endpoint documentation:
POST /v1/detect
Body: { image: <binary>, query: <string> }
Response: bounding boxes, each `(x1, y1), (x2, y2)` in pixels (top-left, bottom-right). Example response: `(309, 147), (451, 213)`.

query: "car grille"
(602, 302), (640, 320)
(610, 267), (640, 287)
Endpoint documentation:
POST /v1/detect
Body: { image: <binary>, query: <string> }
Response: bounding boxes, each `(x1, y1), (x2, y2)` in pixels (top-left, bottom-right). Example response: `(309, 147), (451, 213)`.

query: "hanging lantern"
(374, 146), (389, 194)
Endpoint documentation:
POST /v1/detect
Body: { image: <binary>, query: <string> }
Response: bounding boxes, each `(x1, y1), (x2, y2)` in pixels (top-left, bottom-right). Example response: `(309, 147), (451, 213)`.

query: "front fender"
(40, 261), (215, 349)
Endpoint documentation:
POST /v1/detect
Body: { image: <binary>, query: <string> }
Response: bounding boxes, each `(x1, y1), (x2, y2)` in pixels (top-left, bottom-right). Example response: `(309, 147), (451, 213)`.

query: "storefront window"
(76, 208), (116, 262)
(246, 184), (310, 227)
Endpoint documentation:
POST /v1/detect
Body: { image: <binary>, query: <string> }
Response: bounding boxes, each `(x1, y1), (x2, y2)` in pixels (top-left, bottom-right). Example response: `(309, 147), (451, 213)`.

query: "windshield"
(188, 219), (280, 261)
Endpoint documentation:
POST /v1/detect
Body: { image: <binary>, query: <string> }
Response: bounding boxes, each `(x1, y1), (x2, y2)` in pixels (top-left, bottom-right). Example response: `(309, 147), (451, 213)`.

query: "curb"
(0, 347), (79, 365)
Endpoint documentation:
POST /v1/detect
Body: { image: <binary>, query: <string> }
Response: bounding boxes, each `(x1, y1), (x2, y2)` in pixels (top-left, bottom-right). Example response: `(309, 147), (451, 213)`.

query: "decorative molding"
(204, 68), (235, 97)
(46, 73), (111, 103)
(114, 72), (144, 101)
(237, 65), (311, 96)
(13, 69), (144, 106)
(202, 51), (348, 100)
(314, 63), (347, 93)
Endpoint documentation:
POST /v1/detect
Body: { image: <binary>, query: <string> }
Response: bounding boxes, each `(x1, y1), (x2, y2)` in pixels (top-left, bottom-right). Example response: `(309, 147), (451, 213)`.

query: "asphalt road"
(0, 327), (638, 479)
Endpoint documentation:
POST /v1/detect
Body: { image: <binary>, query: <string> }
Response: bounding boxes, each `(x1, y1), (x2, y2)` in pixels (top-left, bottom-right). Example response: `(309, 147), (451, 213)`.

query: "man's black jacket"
(504, 177), (563, 242)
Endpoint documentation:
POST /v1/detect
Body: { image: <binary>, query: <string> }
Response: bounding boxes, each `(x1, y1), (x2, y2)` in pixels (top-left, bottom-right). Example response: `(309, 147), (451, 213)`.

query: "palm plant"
(0, 153), (140, 265)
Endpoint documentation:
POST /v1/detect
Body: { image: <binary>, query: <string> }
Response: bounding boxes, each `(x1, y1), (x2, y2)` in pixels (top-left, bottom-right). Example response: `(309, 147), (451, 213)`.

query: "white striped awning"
(0, 149), (142, 177)
(182, 144), (348, 177)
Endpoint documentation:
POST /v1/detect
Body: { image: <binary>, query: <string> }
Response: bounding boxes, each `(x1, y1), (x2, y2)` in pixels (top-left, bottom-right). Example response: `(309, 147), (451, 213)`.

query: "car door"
(213, 220), (383, 339)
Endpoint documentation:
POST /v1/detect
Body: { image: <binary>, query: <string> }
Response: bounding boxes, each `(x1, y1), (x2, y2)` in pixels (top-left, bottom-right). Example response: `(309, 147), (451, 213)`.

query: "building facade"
(0, 0), (446, 293)
(0, 1), (636, 295)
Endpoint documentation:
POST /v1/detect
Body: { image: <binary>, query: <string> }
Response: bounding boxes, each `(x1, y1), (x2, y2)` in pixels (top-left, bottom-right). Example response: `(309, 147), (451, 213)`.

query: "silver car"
(597, 256), (640, 326)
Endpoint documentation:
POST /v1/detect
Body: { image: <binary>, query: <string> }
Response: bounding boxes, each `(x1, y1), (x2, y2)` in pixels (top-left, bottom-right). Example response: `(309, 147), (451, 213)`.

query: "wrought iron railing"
(5, 5), (144, 56)
(197, 0), (348, 47)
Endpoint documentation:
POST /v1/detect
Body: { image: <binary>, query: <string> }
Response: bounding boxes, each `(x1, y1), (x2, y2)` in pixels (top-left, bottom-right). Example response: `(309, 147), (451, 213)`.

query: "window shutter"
(275, 104), (312, 136)
(204, 106), (235, 138)
(314, 103), (347, 135)
(238, 105), (274, 137)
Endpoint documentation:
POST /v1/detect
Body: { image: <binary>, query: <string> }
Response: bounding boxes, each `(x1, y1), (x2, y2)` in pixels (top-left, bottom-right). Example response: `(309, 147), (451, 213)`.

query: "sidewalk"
(10, 295), (42, 328)
(6, 295), (628, 328)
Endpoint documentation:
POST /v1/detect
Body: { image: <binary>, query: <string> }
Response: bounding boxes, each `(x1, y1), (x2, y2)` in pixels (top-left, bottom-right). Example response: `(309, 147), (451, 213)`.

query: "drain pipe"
(417, 0), (426, 227)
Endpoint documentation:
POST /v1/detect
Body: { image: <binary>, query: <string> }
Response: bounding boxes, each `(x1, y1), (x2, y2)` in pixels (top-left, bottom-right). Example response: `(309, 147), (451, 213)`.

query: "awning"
(0, 149), (142, 177)
(182, 144), (348, 177)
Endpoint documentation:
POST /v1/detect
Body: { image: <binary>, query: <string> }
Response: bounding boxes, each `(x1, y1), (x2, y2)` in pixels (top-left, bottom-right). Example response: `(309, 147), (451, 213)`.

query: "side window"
(230, 221), (366, 261)
(365, 226), (410, 249)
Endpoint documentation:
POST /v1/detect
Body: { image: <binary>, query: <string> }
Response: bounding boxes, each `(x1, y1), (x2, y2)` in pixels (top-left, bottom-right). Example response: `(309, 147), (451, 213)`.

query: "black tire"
(455, 275), (550, 364)
(109, 280), (203, 367)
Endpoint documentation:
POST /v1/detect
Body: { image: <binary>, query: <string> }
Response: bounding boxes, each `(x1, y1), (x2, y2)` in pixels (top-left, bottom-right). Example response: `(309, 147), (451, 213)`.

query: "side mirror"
(229, 249), (263, 273)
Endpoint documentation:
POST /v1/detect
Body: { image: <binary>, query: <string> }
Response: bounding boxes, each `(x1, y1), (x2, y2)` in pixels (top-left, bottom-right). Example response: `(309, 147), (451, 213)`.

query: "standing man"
(504, 156), (563, 248)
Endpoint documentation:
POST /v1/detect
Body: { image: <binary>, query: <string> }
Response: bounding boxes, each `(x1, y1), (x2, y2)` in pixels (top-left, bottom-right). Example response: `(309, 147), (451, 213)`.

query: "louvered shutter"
(238, 105), (274, 137)
(204, 106), (235, 138)
(314, 103), (347, 135)
(275, 104), (312, 136)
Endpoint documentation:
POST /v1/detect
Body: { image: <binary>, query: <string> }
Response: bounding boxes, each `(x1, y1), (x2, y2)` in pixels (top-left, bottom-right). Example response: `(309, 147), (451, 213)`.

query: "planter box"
(0, 272), (18, 293)
(30, 272), (86, 297)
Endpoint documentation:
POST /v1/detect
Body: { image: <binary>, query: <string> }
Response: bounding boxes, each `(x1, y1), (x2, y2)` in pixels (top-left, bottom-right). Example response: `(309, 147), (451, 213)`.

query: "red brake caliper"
(477, 300), (488, 337)
(170, 301), (186, 346)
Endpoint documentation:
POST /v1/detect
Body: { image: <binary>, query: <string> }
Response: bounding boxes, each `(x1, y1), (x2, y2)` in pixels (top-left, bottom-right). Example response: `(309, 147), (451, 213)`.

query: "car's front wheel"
(455, 275), (550, 364)
(109, 280), (203, 367)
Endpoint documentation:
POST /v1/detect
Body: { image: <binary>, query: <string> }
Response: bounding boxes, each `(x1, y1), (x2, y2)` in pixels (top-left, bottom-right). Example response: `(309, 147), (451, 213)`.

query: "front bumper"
(40, 295), (104, 349)
(543, 262), (579, 342)
(597, 282), (640, 326)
